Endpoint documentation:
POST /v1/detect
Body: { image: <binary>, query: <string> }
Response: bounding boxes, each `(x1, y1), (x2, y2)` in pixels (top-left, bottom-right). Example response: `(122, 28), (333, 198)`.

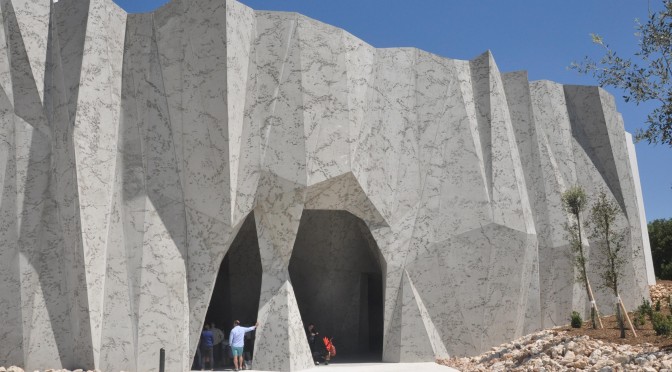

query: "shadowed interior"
(193, 213), (262, 368)
(289, 210), (384, 362)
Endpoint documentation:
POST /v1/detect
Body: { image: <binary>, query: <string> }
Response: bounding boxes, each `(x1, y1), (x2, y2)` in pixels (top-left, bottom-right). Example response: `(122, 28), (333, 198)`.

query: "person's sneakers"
(315, 361), (320, 365)
(325, 360), (329, 365)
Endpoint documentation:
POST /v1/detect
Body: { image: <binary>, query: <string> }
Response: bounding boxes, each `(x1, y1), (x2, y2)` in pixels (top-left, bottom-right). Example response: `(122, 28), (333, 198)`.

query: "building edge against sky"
(625, 132), (656, 285)
(0, 0), (653, 371)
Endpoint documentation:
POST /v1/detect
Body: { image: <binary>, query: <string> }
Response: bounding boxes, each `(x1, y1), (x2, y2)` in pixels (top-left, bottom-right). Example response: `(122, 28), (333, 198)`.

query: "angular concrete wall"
(0, 0), (652, 370)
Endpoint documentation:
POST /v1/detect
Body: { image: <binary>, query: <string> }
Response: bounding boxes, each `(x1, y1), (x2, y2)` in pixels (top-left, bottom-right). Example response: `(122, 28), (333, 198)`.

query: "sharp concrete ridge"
(0, 0), (652, 371)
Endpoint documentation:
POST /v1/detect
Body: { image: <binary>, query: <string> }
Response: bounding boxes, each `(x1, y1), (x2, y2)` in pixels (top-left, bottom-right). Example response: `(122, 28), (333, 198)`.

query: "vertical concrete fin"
(226, 0), (257, 226)
(4, 0), (50, 103)
(405, 270), (450, 360)
(253, 173), (313, 370)
(396, 270), (438, 362)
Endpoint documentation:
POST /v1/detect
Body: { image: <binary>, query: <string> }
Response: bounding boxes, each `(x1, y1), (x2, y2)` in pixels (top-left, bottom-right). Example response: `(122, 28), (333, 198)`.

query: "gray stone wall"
(0, 0), (652, 371)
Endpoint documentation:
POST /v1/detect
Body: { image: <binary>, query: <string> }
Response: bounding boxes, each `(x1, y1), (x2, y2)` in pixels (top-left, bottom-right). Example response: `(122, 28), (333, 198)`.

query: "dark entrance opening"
(289, 210), (384, 363)
(192, 213), (262, 370)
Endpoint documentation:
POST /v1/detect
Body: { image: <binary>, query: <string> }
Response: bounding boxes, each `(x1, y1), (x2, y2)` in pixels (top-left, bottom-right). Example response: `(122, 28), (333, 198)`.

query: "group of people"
(197, 320), (258, 371)
(197, 320), (334, 370)
(306, 323), (335, 366)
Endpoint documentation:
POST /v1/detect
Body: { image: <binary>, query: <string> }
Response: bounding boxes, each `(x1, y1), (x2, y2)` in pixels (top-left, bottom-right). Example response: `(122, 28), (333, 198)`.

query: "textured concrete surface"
(0, 0), (652, 371)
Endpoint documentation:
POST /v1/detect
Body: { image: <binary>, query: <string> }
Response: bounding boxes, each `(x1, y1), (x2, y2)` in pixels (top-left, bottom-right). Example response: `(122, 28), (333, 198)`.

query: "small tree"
(562, 186), (601, 329)
(590, 191), (627, 337)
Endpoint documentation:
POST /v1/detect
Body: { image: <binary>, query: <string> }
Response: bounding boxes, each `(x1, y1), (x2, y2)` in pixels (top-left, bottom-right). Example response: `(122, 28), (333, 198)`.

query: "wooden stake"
(586, 279), (604, 329)
(618, 295), (638, 338)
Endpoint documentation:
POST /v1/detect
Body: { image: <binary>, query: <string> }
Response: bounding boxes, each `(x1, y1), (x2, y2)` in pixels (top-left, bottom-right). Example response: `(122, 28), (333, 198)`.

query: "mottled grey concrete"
(0, 0), (652, 371)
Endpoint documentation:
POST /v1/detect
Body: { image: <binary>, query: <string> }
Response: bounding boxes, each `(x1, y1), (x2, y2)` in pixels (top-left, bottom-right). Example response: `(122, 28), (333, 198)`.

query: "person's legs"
(200, 347), (207, 370)
(232, 347), (244, 370)
(208, 348), (214, 370)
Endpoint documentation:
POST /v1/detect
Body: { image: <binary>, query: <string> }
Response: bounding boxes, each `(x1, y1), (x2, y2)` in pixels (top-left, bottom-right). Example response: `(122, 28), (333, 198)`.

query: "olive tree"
(562, 186), (601, 328)
(570, 0), (672, 146)
(590, 191), (627, 338)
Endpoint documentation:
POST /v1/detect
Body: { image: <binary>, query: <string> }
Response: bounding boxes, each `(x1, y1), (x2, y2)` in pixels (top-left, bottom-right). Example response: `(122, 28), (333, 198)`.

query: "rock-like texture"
(0, 0), (652, 371)
(649, 281), (672, 306)
(439, 329), (672, 372)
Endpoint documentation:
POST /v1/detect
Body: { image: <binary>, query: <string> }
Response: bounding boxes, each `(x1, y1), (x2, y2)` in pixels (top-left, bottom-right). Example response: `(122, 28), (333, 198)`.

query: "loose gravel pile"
(649, 280), (672, 308)
(438, 329), (671, 371)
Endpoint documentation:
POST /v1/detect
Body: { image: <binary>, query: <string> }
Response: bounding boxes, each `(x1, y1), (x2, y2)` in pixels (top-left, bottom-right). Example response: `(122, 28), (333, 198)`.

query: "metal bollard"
(159, 348), (165, 372)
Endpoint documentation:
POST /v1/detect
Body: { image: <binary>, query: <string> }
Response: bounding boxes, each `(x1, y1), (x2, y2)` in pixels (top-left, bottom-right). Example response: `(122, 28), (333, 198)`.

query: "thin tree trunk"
(618, 295), (638, 338)
(587, 279), (604, 329)
(576, 212), (601, 329)
(616, 303), (626, 338)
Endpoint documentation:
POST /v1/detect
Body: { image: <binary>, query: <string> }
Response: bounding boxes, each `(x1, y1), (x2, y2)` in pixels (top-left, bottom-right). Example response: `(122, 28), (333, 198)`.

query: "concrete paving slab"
(192, 362), (459, 372)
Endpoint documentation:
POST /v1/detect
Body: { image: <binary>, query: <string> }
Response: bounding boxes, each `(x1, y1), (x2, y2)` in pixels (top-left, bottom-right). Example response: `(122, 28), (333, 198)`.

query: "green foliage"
(562, 186), (599, 330)
(562, 186), (588, 217)
(589, 191), (626, 295)
(634, 298), (653, 329)
(656, 299), (662, 312)
(570, 1), (672, 146)
(651, 311), (672, 336)
(638, 298), (654, 319)
(570, 311), (583, 328)
(649, 218), (672, 280)
(634, 310), (646, 329)
(663, 262), (672, 279)
(562, 186), (589, 284)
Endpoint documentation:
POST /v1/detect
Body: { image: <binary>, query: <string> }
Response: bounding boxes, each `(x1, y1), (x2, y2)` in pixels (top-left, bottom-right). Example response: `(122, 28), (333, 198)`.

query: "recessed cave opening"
(192, 213), (262, 370)
(289, 210), (384, 363)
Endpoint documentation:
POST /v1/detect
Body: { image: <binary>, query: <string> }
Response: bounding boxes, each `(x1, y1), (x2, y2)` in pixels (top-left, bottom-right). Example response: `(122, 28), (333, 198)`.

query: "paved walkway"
(193, 362), (458, 372)
(298, 362), (458, 372)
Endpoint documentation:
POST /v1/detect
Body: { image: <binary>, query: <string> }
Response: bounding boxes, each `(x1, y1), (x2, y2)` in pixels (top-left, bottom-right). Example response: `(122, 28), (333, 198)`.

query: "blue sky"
(113, 0), (672, 221)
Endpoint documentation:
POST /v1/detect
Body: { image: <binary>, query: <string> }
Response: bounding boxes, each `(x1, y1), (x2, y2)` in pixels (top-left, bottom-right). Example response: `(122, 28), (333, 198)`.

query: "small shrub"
(656, 299), (662, 312)
(570, 311), (582, 328)
(638, 298), (653, 319)
(651, 312), (672, 336)
(633, 311), (646, 329)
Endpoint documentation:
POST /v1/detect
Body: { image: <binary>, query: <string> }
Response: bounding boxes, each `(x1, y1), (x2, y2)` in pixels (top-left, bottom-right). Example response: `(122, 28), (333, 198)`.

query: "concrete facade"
(0, 0), (652, 371)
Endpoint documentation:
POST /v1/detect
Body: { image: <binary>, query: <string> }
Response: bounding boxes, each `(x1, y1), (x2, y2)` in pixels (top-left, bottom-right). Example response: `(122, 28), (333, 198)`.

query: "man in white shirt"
(229, 320), (258, 371)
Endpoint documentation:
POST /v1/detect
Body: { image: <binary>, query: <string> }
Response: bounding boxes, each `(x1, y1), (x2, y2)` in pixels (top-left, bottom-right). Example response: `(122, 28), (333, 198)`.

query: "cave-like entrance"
(289, 210), (384, 363)
(192, 213), (262, 370)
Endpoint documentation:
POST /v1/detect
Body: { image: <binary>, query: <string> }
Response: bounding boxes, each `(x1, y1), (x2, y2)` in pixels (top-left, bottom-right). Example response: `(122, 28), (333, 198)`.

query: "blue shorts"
(232, 346), (244, 357)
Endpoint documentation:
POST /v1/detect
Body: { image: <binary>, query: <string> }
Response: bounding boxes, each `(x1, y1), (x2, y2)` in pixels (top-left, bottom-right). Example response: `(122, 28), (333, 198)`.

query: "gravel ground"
(438, 328), (671, 371)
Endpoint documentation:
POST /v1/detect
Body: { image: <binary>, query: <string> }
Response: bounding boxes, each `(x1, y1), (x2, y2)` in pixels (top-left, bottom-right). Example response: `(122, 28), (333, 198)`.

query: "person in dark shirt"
(306, 323), (323, 365)
(200, 324), (215, 370)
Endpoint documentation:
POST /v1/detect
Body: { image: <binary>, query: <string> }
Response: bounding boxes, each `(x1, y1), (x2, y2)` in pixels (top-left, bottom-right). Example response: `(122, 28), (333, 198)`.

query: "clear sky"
(113, 0), (672, 221)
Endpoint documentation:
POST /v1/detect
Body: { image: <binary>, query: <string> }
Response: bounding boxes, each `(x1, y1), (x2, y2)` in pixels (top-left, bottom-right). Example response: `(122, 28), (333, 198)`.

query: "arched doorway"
(192, 213), (262, 369)
(289, 210), (384, 363)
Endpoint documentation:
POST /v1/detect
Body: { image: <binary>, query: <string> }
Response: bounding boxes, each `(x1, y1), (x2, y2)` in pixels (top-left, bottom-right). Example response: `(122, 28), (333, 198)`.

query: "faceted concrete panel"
(0, 0), (653, 371)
